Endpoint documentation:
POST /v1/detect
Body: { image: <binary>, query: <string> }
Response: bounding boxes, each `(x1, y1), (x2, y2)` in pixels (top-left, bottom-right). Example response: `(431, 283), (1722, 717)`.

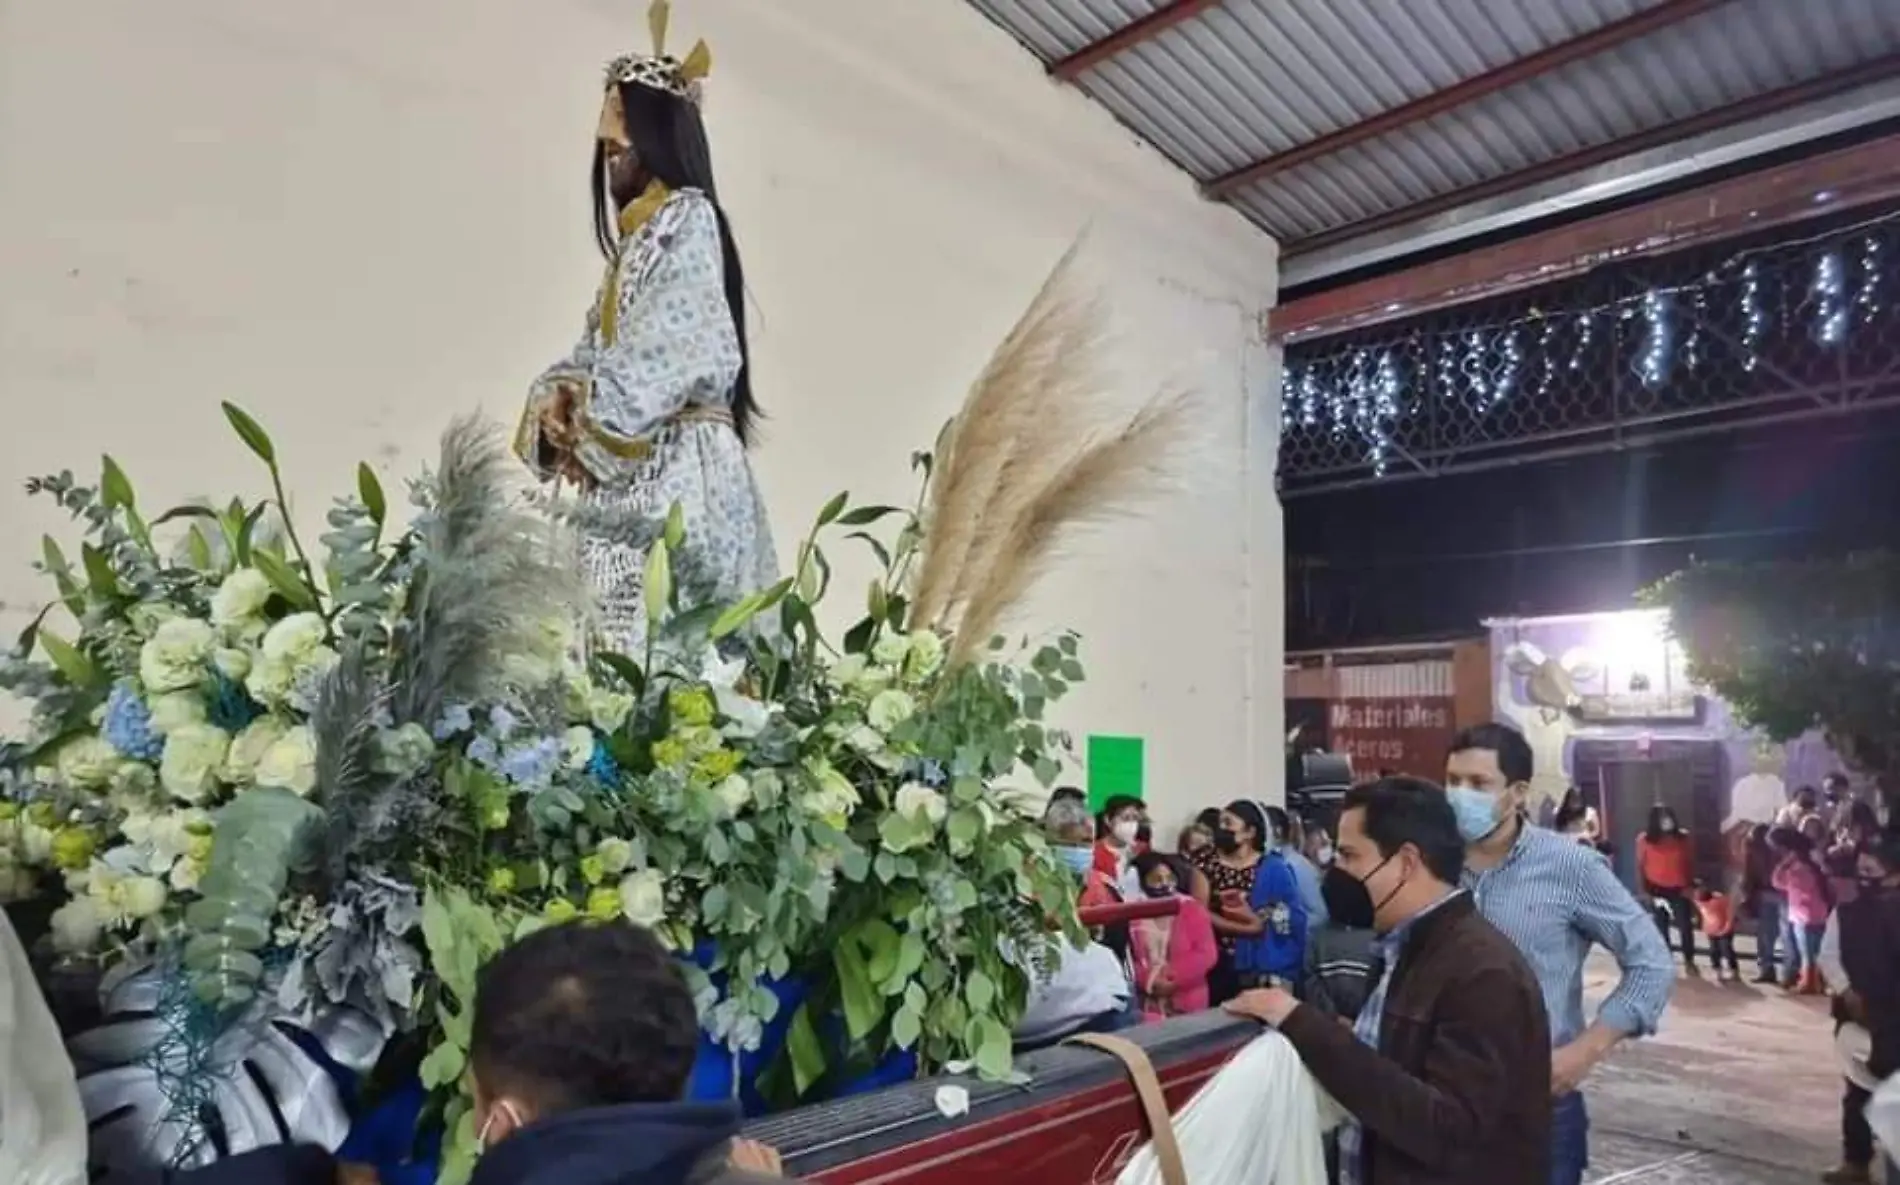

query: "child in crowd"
(1770, 826), (1834, 994)
(1692, 880), (1741, 979)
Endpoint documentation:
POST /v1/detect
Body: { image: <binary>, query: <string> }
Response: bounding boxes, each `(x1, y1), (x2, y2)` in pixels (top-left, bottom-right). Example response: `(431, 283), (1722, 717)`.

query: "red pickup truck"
(760, 898), (1256, 1183)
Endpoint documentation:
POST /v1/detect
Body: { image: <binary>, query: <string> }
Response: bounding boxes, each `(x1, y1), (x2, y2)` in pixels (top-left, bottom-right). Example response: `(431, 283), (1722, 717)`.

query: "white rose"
(210, 569), (272, 630)
(871, 633), (910, 668)
(826, 654), (868, 689)
(109, 761), (159, 803)
(147, 692), (208, 737)
(588, 689), (635, 734)
(894, 782), (948, 826)
(563, 727), (595, 771)
(617, 869), (668, 927)
(139, 617), (216, 693)
(595, 837), (635, 875)
(223, 717), (287, 784)
(121, 874), (169, 920)
(212, 647), (253, 682)
(904, 630), (946, 681)
(255, 726), (318, 797)
(867, 689), (916, 733)
(55, 736), (120, 789)
(51, 897), (104, 954)
(713, 774), (751, 817)
(842, 724), (885, 757)
(159, 725), (232, 805)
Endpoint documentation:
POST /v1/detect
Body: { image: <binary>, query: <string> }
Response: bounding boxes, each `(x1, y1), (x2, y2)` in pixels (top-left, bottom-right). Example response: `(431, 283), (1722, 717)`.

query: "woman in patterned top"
(1199, 801), (1307, 1005)
(516, 51), (778, 656)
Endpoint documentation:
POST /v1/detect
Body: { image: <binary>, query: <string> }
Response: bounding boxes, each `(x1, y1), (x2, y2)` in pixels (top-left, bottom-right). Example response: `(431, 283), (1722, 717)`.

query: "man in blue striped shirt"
(1445, 723), (1675, 1185)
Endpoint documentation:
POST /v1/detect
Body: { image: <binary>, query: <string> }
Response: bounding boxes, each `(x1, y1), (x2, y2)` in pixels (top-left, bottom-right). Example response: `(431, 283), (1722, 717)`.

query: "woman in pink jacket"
(1769, 826), (1834, 995)
(1128, 852), (1220, 1018)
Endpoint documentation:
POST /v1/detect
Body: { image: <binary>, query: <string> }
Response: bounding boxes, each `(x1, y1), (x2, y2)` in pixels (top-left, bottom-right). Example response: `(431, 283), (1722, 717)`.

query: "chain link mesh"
(1278, 205), (1900, 496)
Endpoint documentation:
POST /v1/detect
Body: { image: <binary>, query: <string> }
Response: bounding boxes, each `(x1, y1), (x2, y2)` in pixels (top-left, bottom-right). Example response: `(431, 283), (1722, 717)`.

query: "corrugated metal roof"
(966, 0), (1900, 250)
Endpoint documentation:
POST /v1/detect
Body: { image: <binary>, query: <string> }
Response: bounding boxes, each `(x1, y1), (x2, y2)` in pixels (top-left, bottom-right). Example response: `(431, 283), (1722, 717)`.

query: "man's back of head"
(471, 921), (700, 1125)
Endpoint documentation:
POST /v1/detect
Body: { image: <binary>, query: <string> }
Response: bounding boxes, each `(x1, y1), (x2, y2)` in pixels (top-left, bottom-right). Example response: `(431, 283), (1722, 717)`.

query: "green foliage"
(1647, 552), (1900, 796)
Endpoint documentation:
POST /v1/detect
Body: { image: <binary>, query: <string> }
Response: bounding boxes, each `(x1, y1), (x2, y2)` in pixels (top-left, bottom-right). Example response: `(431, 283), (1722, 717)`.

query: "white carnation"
(713, 774), (752, 817)
(146, 691), (208, 736)
(255, 726), (318, 796)
(159, 724), (231, 805)
(867, 689), (916, 733)
(223, 716), (287, 784)
(904, 630), (946, 680)
(51, 897), (105, 954)
(210, 568), (272, 630)
(121, 874), (169, 920)
(55, 735), (120, 789)
(139, 617), (216, 693)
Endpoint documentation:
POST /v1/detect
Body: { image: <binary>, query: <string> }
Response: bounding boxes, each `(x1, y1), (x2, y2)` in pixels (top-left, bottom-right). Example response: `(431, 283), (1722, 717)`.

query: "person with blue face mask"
(1445, 724), (1674, 1185)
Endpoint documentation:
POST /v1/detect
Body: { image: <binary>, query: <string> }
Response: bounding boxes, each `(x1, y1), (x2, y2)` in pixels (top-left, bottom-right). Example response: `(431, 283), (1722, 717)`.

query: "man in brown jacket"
(1228, 776), (1550, 1185)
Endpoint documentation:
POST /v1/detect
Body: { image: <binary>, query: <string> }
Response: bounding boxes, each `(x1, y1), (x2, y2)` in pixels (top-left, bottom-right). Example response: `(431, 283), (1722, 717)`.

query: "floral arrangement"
(0, 242), (1186, 1183)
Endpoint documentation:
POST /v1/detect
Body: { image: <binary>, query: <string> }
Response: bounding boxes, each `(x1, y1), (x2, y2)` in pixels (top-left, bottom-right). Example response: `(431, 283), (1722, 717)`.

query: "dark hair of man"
(1049, 786), (1086, 806)
(1263, 804), (1291, 847)
(1341, 776), (1467, 885)
(1447, 722), (1534, 786)
(470, 921), (700, 1113)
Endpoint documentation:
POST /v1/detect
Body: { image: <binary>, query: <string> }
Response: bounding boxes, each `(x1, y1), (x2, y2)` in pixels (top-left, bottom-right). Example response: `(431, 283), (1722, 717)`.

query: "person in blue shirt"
(1267, 803), (1330, 929)
(1445, 723), (1673, 1185)
(1202, 800), (1308, 999)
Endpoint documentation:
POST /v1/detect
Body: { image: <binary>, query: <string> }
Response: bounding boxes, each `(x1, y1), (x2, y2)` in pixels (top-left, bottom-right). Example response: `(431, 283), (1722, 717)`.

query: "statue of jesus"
(514, 1), (778, 655)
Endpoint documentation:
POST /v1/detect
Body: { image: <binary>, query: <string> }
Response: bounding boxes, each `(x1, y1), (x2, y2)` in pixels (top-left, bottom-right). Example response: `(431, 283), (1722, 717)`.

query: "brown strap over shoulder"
(1063, 1032), (1186, 1185)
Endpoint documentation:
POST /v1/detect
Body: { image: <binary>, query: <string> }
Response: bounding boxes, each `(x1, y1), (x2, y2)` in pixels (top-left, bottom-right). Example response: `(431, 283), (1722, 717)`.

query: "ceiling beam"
(1204, 0), (1733, 199)
(1281, 53), (1900, 272)
(1049, 0), (1222, 81)
(1268, 131), (1900, 343)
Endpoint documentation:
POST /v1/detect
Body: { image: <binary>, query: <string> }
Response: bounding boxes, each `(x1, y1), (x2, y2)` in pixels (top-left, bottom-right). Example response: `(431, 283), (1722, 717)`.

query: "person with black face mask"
(1127, 852), (1219, 1017)
(1816, 832), (1900, 1185)
(1200, 801), (1308, 1006)
(1226, 776), (1551, 1185)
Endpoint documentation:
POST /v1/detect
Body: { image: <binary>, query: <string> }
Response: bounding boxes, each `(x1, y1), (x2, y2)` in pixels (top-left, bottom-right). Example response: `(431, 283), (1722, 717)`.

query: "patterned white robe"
(517, 187), (779, 656)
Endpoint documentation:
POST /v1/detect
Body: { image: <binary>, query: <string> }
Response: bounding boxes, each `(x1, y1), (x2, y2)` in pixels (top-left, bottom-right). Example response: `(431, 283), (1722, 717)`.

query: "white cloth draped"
(0, 909), (88, 1185)
(1116, 1031), (1341, 1185)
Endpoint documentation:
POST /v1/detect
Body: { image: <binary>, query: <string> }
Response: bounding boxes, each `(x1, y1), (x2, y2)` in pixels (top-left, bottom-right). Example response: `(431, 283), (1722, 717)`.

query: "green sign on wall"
(1086, 734), (1145, 811)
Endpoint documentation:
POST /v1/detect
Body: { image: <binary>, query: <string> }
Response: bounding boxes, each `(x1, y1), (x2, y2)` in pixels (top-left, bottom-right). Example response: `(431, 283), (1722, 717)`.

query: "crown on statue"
(604, 0), (711, 104)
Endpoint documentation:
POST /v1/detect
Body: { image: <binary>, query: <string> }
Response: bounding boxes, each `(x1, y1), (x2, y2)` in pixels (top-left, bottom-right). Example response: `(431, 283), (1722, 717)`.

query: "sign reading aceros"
(1328, 697), (1455, 780)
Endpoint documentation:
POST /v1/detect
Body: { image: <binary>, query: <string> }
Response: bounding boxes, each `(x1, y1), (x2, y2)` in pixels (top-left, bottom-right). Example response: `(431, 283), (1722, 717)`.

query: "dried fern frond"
(311, 643), (389, 882)
(389, 417), (586, 729)
(949, 390), (1194, 665)
(911, 239), (1104, 627)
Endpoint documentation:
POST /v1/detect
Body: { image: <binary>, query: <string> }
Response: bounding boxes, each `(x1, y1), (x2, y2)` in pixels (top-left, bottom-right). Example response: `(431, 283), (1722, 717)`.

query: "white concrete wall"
(0, 0), (1285, 828)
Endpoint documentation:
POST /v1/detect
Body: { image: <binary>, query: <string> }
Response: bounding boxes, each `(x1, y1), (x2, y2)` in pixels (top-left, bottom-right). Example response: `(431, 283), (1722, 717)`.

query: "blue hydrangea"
(102, 683), (163, 760)
(487, 706), (519, 740)
(433, 704), (473, 741)
(496, 736), (564, 789)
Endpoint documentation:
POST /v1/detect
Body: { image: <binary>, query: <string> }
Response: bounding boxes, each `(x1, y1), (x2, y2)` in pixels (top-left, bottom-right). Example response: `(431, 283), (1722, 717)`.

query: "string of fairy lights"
(1281, 207), (1900, 478)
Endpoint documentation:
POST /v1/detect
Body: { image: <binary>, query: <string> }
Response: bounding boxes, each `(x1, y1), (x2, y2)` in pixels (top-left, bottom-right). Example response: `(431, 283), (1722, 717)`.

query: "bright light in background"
(1594, 608), (1680, 692)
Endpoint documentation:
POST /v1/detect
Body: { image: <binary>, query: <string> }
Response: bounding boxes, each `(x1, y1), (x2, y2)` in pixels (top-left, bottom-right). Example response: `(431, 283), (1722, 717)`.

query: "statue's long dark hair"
(591, 80), (757, 445)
